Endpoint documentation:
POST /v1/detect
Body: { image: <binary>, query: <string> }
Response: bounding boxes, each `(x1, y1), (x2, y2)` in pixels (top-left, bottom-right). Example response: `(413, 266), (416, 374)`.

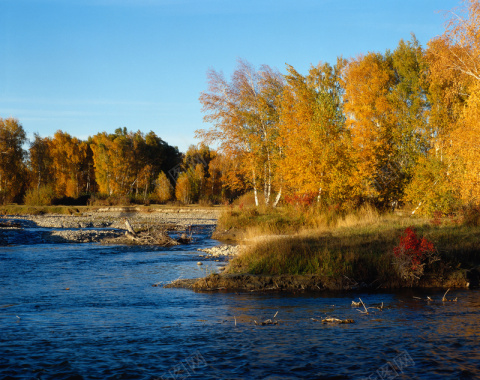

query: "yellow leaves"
(197, 59), (284, 205)
(175, 172), (192, 204)
(49, 131), (89, 198)
(278, 61), (352, 203)
(0, 118), (27, 203)
(448, 83), (480, 204)
(156, 171), (173, 203)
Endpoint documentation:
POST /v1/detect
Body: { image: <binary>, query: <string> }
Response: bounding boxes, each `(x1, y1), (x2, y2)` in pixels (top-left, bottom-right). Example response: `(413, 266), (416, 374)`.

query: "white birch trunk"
(273, 188), (282, 208)
(252, 168), (259, 207)
(265, 151), (272, 205)
(411, 202), (422, 215)
(317, 187), (322, 203)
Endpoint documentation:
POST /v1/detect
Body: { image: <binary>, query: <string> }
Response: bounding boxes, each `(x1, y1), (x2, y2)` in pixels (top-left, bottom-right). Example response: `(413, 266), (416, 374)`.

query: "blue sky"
(1, 0), (459, 152)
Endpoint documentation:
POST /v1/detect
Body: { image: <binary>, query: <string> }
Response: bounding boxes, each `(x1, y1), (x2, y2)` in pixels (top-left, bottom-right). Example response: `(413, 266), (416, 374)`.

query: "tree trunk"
(317, 187), (322, 203)
(273, 188), (282, 208)
(252, 168), (259, 207)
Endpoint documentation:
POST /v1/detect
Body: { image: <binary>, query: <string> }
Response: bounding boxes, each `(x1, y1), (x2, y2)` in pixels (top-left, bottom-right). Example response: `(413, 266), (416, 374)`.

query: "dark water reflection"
(1, 234), (479, 379)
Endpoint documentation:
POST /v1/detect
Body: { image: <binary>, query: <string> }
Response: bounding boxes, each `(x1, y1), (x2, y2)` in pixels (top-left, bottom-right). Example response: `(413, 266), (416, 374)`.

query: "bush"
(24, 185), (55, 206)
(393, 227), (439, 283)
(461, 204), (480, 226)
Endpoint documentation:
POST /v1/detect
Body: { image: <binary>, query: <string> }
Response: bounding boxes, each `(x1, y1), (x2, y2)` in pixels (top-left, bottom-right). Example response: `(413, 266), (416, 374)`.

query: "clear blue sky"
(1, 0), (459, 152)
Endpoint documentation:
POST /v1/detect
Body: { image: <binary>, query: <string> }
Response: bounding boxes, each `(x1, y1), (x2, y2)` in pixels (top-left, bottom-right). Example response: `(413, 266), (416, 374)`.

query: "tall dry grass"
(221, 204), (480, 285)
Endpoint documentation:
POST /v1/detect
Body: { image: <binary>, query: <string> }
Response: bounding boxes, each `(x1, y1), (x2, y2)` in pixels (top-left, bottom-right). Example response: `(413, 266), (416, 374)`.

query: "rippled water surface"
(1, 229), (480, 379)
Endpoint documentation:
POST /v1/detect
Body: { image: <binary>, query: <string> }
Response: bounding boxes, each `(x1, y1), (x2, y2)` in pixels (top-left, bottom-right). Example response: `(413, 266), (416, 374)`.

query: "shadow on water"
(0, 236), (479, 379)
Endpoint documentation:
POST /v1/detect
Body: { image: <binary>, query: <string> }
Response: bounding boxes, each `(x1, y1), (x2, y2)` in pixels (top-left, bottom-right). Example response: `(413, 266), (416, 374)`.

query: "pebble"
(197, 245), (242, 257)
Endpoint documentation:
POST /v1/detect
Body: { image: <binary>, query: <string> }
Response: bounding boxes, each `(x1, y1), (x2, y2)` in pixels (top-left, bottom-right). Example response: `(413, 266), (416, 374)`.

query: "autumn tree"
(343, 51), (397, 205)
(343, 36), (430, 207)
(28, 134), (54, 190)
(432, 0), (480, 206)
(91, 128), (181, 199)
(156, 171), (173, 203)
(49, 130), (91, 198)
(278, 59), (354, 207)
(406, 0), (480, 213)
(175, 172), (192, 204)
(0, 118), (27, 203)
(197, 59), (284, 207)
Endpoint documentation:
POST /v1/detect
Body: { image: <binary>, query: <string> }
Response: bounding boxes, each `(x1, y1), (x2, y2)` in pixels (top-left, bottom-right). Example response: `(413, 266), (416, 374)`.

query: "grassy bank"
(217, 206), (480, 289)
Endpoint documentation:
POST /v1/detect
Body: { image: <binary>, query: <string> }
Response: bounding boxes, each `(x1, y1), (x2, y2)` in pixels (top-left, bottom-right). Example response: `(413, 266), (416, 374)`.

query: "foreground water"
(1, 229), (479, 379)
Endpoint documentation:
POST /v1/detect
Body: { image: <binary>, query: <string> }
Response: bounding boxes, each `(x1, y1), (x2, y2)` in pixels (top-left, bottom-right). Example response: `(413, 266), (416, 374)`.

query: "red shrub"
(393, 227), (437, 281)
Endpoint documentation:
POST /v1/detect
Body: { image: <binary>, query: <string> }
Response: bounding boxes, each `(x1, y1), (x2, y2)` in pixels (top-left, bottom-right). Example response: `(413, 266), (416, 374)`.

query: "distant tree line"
(0, 123), (241, 206)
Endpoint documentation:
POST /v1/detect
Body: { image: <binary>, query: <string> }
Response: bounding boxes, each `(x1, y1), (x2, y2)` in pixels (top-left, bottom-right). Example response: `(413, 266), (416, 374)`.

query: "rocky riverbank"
(0, 208), (220, 246)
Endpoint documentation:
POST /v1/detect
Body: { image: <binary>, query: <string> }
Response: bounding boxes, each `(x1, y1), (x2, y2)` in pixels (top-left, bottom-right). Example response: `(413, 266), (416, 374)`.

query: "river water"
(1, 228), (479, 379)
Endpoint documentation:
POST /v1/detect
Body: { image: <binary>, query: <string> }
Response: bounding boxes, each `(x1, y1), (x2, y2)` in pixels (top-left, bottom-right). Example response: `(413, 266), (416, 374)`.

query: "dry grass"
(221, 205), (480, 287)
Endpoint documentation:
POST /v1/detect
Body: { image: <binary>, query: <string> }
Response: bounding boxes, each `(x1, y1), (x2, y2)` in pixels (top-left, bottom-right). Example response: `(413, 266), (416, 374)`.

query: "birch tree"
(197, 59), (284, 206)
(278, 59), (354, 207)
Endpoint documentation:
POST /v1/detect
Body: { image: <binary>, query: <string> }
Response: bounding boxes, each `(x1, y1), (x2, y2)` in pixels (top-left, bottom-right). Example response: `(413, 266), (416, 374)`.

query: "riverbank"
(166, 270), (473, 291)
(0, 207), (220, 245)
(170, 206), (480, 291)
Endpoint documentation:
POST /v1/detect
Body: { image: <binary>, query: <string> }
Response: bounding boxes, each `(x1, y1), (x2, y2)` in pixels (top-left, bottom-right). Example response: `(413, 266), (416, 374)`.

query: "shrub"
(24, 185), (55, 206)
(393, 227), (438, 283)
(461, 204), (480, 227)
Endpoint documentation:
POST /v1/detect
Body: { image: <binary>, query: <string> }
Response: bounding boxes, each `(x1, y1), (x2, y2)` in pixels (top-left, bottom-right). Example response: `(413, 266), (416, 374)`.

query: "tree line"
(0, 123), (241, 205)
(197, 0), (480, 215)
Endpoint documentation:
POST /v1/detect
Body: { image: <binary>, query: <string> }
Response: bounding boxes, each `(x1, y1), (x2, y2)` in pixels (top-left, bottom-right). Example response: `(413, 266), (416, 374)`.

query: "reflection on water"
(1, 234), (479, 379)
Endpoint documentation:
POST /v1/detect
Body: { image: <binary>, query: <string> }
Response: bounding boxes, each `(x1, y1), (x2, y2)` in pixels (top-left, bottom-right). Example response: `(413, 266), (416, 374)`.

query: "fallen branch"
(254, 311), (279, 326)
(254, 319), (278, 326)
(311, 317), (355, 324)
(442, 289), (450, 302)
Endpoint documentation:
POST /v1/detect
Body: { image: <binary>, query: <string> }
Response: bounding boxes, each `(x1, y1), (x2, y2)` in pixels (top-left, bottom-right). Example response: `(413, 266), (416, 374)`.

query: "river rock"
(197, 245), (242, 257)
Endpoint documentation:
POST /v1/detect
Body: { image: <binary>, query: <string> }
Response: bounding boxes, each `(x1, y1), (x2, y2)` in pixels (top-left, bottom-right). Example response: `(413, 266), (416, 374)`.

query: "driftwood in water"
(311, 317), (355, 324)
(124, 218), (136, 236)
(122, 218), (192, 246)
(254, 311), (279, 326)
(254, 319), (278, 326)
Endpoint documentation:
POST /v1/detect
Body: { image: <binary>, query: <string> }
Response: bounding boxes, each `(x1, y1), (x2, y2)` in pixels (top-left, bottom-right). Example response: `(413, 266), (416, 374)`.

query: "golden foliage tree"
(175, 172), (192, 204)
(278, 59), (354, 207)
(91, 128), (181, 198)
(0, 118), (27, 203)
(49, 130), (90, 198)
(343, 37), (430, 207)
(420, 0), (480, 209)
(343, 52), (397, 203)
(197, 59), (284, 206)
(156, 171), (173, 203)
(29, 134), (54, 190)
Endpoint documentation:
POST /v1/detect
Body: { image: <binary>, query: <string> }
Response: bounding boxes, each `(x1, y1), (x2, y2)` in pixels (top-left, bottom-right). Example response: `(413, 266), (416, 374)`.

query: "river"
(1, 227), (479, 379)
